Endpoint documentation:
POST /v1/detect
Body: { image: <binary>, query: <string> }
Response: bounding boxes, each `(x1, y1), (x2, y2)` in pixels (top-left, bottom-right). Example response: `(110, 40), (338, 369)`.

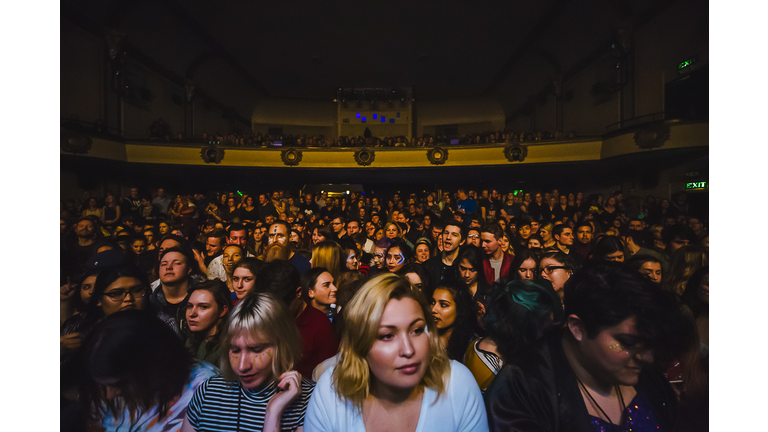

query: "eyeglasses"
(467, 234), (480, 239)
(540, 266), (567, 275)
(103, 286), (147, 301)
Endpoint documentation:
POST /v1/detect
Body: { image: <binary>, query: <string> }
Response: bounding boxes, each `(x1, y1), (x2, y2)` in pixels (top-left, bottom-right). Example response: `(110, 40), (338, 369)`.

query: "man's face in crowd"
(346, 220), (360, 236)
(688, 218), (703, 232)
(130, 188), (139, 198)
(442, 226), (464, 253)
(423, 215), (431, 227)
(628, 220), (643, 231)
(556, 228), (574, 246)
(668, 236), (690, 255)
(76, 220), (95, 238)
(466, 229), (481, 247)
(371, 214), (380, 225)
(481, 190), (489, 199)
(530, 221), (540, 234)
(331, 218), (345, 234)
(227, 198), (235, 207)
(267, 223), (288, 245)
(480, 232), (500, 256)
(144, 230), (155, 245)
(576, 226), (593, 244)
(157, 188), (166, 198)
(560, 195), (568, 205)
(264, 215), (276, 226)
(205, 237), (223, 257)
(259, 195), (268, 205)
(304, 194), (313, 204)
(395, 213), (406, 223)
(228, 229), (248, 247)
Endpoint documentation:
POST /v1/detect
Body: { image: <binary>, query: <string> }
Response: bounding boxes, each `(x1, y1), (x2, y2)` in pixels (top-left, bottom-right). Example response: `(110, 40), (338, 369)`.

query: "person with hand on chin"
(182, 292), (315, 432)
(305, 273), (488, 432)
(485, 267), (691, 432)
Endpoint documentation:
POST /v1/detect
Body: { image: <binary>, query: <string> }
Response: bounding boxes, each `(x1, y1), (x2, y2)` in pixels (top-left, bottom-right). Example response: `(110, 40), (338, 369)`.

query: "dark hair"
(386, 237), (413, 264)
(484, 280), (562, 361)
(680, 266), (708, 319)
(552, 224), (570, 239)
(539, 250), (574, 272)
(233, 257), (264, 280)
(79, 311), (192, 422)
(301, 266), (331, 304)
(181, 280), (232, 358)
(455, 245), (488, 284)
(227, 223), (246, 237)
(442, 221), (466, 240)
(82, 265), (151, 329)
(252, 260), (301, 307)
(269, 220), (291, 236)
(156, 246), (196, 277)
(432, 283), (480, 361)
(396, 263), (433, 299)
(313, 225), (336, 242)
(589, 236), (628, 263)
(206, 229), (227, 245)
(661, 224), (697, 245)
(563, 266), (693, 366)
(510, 250), (542, 280)
(481, 223), (504, 240)
(624, 254), (661, 276)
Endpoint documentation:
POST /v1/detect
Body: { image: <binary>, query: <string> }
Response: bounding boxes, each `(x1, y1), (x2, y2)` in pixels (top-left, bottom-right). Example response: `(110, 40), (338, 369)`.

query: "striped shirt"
(187, 375), (315, 431)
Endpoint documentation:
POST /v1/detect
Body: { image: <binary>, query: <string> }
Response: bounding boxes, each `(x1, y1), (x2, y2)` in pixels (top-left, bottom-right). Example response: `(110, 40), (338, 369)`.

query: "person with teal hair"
(463, 280), (562, 391)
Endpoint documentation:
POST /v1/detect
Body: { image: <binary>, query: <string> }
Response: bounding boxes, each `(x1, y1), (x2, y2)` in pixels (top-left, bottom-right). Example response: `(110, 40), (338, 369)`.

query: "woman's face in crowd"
(375, 229), (384, 242)
(539, 257), (571, 295)
(638, 261), (662, 284)
(499, 235), (510, 252)
(404, 272), (423, 291)
(458, 259), (478, 287)
(222, 246), (243, 275)
(310, 272), (337, 308)
(367, 298), (429, 392)
(246, 196), (254, 206)
(80, 274), (97, 304)
(415, 244), (430, 263)
(159, 252), (191, 285)
(186, 289), (223, 333)
(527, 238), (542, 249)
(385, 224), (399, 239)
(517, 258), (537, 281)
(386, 246), (406, 273)
(374, 247), (386, 269)
(346, 249), (359, 270)
(431, 288), (457, 330)
(98, 277), (147, 316)
(573, 316), (653, 387)
(519, 225), (532, 240)
(607, 197), (617, 207)
(604, 250), (625, 262)
(232, 267), (256, 299)
(312, 228), (326, 245)
(229, 331), (275, 390)
(158, 222), (170, 235)
(289, 231), (300, 243)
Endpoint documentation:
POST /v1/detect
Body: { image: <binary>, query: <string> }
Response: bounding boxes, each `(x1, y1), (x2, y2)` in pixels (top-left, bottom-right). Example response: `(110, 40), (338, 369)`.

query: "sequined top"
(589, 394), (663, 432)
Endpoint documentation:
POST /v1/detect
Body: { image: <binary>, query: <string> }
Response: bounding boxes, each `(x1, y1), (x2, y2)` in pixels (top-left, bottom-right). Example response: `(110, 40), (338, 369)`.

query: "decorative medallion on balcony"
(200, 145), (225, 164)
(354, 148), (375, 166)
(634, 123), (670, 149)
(427, 147), (449, 165)
(504, 144), (528, 162)
(60, 128), (92, 155)
(280, 149), (302, 166)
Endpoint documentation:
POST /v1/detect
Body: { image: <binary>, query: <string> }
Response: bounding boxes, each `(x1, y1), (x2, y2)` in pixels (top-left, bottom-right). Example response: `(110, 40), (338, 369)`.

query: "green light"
(237, 190), (243, 196)
(678, 56), (697, 71)
(686, 181), (707, 190)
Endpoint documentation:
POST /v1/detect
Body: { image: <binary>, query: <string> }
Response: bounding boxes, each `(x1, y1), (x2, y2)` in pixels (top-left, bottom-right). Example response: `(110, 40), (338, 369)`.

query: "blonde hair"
(384, 222), (403, 238)
(311, 240), (345, 282)
(332, 273), (450, 410)
(219, 292), (303, 382)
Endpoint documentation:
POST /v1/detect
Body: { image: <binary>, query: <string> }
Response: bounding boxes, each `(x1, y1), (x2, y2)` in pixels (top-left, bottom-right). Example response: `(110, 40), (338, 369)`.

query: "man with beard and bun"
(265, 220), (311, 275)
(480, 223), (515, 283)
(422, 221), (466, 288)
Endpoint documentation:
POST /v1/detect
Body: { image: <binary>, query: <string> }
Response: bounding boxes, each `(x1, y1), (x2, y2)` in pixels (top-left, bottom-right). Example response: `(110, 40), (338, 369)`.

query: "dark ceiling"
(61, 0), (677, 101)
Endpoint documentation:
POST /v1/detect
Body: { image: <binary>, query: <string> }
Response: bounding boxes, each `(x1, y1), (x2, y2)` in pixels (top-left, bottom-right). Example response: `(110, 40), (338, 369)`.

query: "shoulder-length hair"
(80, 310), (192, 423)
(333, 273), (450, 410)
(311, 240), (346, 282)
(218, 292), (303, 382)
(181, 280), (232, 357)
(433, 282), (481, 361)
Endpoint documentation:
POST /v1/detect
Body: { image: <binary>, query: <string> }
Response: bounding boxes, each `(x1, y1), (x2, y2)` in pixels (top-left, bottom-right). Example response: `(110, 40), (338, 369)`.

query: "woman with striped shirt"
(182, 292), (315, 432)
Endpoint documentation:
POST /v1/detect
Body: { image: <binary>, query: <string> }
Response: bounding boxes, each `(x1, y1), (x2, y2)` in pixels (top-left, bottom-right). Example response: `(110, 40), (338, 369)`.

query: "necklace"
(574, 375), (625, 425)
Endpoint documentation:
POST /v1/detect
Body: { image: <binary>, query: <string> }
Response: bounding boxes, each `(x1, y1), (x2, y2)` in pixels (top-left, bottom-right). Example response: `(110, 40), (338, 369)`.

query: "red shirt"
(295, 305), (339, 379)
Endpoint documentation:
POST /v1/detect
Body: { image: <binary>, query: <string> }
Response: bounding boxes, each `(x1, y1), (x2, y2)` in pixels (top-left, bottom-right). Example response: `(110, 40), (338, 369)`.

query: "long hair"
(79, 311), (192, 423)
(80, 264), (151, 332)
(433, 282), (480, 361)
(333, 273), (449, 410)
(311, 240), (346, 283)
(181, 280), (232, 358)
(301, 266), (331, 304)
(219, 292), (303, 382)
(663, 245), (707, 296)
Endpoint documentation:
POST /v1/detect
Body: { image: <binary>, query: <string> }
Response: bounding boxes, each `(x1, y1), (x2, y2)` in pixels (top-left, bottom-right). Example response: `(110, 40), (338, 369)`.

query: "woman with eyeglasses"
(538, 251), (575, 299)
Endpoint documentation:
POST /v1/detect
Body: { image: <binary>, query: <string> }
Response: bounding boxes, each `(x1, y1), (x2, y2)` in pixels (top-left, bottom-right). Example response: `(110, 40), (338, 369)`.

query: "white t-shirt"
(304, 360), (488, 432)
(489, 258), (503, 282)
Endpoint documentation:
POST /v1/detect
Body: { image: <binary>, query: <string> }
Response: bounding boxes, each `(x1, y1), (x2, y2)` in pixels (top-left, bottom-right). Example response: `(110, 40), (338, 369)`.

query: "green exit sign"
(678, 56), (697, 72)
(686, 181), (707, 190)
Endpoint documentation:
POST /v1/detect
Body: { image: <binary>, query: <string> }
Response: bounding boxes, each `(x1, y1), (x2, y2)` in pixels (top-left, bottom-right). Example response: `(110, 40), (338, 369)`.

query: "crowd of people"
(142, 128), (579, 148)
(60, 184), (708, 431)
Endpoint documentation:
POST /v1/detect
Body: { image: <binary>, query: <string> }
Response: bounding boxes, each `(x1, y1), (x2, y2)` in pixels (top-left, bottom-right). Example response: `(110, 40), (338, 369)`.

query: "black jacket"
(484, 329), (677, 432)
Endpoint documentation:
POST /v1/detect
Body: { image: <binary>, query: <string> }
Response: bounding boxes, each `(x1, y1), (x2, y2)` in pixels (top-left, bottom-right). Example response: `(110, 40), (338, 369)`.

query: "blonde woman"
(182, 292), (315, 432)
(305, 273), (488, 432)
(310, 240), (346, 284)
